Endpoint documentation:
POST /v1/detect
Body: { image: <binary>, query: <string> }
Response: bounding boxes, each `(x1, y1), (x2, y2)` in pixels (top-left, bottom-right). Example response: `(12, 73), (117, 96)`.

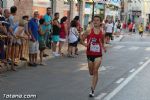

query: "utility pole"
(92, 0), (95, 20)
(51, 0), (53, 16)
(0, 0), (3, 8)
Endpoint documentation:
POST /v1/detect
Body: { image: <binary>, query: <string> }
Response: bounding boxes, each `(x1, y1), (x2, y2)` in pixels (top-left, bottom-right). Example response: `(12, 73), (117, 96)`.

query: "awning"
(64, 0), (78, 3)
(64, 0), (82, 3)
(85, 0), (93, 3)
(33, 0), (51, 7)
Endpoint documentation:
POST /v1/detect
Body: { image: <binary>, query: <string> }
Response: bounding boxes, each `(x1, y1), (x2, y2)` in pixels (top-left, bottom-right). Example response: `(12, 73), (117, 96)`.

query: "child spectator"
(38, 18), (47, 65)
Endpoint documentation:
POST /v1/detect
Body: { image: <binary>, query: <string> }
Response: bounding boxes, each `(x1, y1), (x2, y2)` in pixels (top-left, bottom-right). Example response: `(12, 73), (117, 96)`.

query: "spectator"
(9, 6), (23, 70)
(39, 18), (47, 65)
(68, 20), (79, 57)
(148, 23), (150, 34)
(0, 7), (7, 66)
(73, 16), (82, 33)
(116, 20), (121, 36)
(28, 11), (39, 66)
(43, 7), (52, 51)
(128, 22), (133, 32)
(105, 19), (114, 44)
(19, 15), (29, 61)
(3, 9), (10, 31)
(52, 13), (61, 57)
(122, 22), (127, 29)
(113, 20), (118, 35)
(146, 22), (149, 32)
(132, 22), (135, 33)
(4, 9), (13, 64)
(73, 16), (83, 55)
(58, 16), (68, 55)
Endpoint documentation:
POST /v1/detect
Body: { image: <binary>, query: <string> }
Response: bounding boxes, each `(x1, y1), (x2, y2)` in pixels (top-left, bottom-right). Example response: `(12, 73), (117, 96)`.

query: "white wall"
(6, 0), (14, 9)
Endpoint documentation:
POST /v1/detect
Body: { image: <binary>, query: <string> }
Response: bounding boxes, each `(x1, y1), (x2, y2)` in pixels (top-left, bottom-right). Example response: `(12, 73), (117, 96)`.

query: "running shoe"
(89, 87), (95, 97)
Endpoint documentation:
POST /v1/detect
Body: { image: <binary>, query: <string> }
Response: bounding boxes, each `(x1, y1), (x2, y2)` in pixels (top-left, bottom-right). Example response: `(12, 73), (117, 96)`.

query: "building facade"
(122, 0), (150, 27)
(83, 0), (121, 28)
(3, 0), (84, 25)
(105, 0), (121, 22)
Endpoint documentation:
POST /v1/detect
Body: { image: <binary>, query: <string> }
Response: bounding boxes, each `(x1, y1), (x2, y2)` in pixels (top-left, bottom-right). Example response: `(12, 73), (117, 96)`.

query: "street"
(1, 33), (150, 100)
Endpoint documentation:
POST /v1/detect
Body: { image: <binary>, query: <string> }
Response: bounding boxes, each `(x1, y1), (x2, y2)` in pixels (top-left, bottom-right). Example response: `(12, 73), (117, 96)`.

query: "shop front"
(105, 4), (120, 22)
(132, 10), (142, 23)
(84, 0), (105, 29)
(33, 0), (52, 18)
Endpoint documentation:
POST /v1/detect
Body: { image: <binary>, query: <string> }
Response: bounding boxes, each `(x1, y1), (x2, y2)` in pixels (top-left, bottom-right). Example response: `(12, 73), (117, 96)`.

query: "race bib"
(90, 43), (100, 52)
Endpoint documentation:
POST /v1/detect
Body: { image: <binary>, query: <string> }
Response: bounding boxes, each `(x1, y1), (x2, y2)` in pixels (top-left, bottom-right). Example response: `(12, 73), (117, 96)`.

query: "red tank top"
(86, 28), (103, 57)
(60, 23), (66, 39)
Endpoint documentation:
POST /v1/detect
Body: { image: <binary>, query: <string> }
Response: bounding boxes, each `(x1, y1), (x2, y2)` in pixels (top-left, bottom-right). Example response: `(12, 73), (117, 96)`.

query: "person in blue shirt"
(28, 11), (39, 67)
(43, 7), (52, 55)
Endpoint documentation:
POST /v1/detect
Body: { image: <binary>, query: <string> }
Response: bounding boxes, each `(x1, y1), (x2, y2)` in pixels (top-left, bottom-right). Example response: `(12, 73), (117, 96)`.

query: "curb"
(0, 61), (28, 73)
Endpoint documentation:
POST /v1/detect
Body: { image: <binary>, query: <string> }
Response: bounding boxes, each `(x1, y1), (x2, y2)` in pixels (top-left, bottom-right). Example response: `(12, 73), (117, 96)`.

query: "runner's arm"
(80, 29), (90, 47)
(101, 33), (106, 53)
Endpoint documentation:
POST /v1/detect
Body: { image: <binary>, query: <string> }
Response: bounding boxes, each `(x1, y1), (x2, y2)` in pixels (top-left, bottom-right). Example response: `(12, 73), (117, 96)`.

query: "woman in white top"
(68, 20), (79, 57)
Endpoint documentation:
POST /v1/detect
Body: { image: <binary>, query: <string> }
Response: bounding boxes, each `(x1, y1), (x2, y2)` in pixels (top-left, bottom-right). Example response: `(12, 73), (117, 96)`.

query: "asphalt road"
(0, 33), (150, 100)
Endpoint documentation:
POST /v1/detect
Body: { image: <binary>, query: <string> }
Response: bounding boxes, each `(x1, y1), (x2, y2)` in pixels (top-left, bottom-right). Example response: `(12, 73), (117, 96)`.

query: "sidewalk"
(0, 43), (86, 73)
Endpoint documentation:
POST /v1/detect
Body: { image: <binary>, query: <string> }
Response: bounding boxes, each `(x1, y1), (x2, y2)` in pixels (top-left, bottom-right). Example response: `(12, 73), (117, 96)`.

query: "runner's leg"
(88, 61), (94, 76)
(92, 57), (102, 90)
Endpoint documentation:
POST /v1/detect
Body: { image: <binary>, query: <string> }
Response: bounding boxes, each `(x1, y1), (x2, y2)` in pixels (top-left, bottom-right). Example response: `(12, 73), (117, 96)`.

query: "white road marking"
(129, 68), (135, 73)
(128, 47), (139, 50)
(145, 57), (149, 60)
(95, 93), (107, 100)
(139, 62), (144, 65)
(103, 59), (150, 100)
(100, 66), (106, 71)
(113, 35), (124, 42)
(79, 66), (88, 71)
(76, 64), (107, 72)
(145, 47), (150, 51)
(113, 45), (125, 49)
(116, 78), (125, 84)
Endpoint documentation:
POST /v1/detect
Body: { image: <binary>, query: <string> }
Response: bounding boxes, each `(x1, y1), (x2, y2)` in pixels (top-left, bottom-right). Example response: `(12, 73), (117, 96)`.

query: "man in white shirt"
(105, 20), (114, 44)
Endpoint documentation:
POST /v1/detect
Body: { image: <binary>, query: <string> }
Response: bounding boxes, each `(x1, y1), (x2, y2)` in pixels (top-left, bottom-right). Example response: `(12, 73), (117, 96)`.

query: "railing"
(0, 34), (29, 70)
